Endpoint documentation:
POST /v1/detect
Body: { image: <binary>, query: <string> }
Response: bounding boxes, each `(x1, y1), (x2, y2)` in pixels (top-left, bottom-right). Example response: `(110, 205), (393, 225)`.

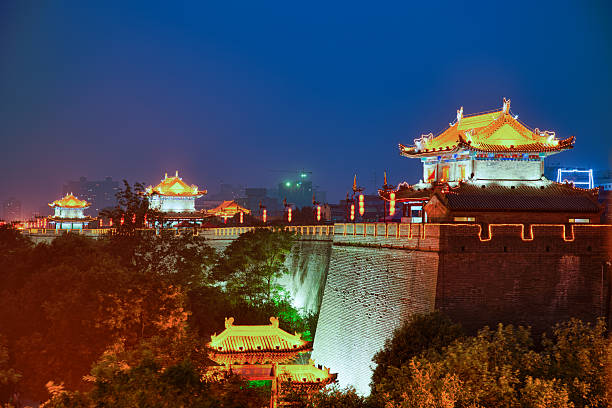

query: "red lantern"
(263, 209), (267, 223)
(132, 214), (136, 223)
(316, 205), (321, 222)
(350, 203), (355, 221)
(389, 192), (396, 217)
(358, 194), (365, 216)
(109, 218), (113, 227)
(287, 208), (292, 223)
(120, 216), (124, 226)
(240, 212), (244, 224)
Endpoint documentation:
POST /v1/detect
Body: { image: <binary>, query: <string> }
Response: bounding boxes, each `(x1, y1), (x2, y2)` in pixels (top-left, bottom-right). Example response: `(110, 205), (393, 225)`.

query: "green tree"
(99, 180), (162, 234)
(214, 228), (295, 304)
(130, 230), (218, 289)
(371, 311), (463, 396)
(371, 318), (611, 408)
(0, 234), (192, 400)
(46, 357), (268, 408)
(540, 318), (610, 407)
(287, 385), (373, 408)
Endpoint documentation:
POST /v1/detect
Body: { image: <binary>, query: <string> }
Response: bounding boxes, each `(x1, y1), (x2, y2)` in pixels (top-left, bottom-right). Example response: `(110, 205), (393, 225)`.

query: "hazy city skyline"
(2, 1), (611, 216)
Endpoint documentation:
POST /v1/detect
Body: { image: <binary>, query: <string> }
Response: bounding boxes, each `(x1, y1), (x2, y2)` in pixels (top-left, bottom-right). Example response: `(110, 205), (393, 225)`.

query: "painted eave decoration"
(48, 193), (90, 208)
(146, 171), (207, 197)
(400, 98), (575, 157)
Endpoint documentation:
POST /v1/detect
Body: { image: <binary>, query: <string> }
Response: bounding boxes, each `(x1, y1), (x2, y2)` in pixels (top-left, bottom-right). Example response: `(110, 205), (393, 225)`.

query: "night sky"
(1, 1), (611, 216)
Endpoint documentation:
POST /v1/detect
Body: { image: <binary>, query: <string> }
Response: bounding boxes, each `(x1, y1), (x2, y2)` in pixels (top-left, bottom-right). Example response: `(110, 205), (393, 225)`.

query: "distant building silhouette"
(242, 188), (281, 216)
(62, 176), (119, 215)
(2, 197), (22, 222)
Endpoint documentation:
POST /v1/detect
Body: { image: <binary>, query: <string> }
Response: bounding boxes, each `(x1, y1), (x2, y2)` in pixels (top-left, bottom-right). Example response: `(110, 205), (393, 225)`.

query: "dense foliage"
(314, 313), (612, 408)
(0, 220), (312, 406)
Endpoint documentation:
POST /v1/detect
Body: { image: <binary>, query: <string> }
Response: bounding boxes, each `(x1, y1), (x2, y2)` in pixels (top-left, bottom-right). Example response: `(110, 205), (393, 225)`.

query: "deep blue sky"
(1, 1), (611, 215)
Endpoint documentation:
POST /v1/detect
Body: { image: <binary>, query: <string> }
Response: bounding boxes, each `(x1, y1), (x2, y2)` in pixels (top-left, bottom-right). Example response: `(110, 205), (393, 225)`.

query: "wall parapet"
(205, 223), (611, 245)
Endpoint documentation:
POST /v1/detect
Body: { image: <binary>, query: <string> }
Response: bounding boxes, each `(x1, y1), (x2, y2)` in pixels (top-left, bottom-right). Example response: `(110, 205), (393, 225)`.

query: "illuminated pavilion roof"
(400, 98), (574, 158)
(207, 317), (311, 365)
(207, 200), (251, 219)
(277, 362), (337, 386)
(146, 171), (207, 197)
(48, 193), (90, 208)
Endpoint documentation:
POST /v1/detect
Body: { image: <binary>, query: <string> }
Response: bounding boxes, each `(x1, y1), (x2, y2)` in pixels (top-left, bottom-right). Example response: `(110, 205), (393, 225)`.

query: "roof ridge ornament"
(414, 133), (433, 152)
(456, 106), (463, 124)
(270, 316), (279, 328)
(464, 129), (474, 144)
(225, 317), (234, 329)
(502, 97), (511, 114)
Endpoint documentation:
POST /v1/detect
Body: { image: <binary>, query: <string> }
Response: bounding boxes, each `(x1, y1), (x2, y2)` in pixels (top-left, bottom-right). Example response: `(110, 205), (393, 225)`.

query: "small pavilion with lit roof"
(146, 171), (208, 226)
(207, 200), (251, 221)
(48, 193), (94, 229)
(207, 317), (336, 407)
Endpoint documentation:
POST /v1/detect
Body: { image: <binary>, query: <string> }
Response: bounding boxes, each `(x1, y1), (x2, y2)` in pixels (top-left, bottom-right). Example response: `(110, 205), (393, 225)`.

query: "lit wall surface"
(311, 245), (439, 395)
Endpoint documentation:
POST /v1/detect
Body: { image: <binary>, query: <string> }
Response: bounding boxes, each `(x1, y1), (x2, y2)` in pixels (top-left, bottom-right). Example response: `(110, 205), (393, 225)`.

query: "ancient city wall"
(435, 224), (612, 333)
(23, 223), (612, 396)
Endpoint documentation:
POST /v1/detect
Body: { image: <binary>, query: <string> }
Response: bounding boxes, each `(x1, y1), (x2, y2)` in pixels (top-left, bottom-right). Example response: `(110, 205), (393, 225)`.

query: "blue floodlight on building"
(556, 168), (594, 189)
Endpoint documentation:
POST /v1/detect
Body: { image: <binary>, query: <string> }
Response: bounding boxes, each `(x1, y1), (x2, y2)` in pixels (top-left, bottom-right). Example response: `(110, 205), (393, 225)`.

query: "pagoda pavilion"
(48, 193), (94, 229)
(145, 171), (208, 226)
(380, 98), (602, 224)
(207, 200), (251, 221)
(207, 317), (336, 407)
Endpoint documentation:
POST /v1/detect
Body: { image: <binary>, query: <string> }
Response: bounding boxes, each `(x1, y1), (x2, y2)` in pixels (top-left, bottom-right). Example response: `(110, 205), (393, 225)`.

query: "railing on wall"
(21, 223), (611, 243)
(208, 222), (612, 243)
(23, 228), (112, 236)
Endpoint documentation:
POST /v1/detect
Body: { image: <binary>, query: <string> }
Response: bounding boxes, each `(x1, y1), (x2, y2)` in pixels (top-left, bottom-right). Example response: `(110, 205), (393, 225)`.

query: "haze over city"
(1, 1), (611, 216)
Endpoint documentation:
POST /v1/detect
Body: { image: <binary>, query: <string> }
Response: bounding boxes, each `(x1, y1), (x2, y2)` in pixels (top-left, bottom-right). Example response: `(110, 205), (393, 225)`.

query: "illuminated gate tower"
(48, 193), (94, 229)
(146, 171), (207, 226)
(208, 317), (336, 407)
(381, 98), (602, 224)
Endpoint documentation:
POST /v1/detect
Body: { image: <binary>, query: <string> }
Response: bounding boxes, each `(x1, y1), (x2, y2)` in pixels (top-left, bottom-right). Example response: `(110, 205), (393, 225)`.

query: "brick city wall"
(311, 237), (439, 394)
(25, 223), (612, 395)
(435, 224), (611, 333)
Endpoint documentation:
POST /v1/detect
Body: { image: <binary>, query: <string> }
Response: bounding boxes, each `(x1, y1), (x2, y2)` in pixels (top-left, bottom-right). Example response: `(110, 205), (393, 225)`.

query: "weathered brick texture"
(311, 244), (438, 394)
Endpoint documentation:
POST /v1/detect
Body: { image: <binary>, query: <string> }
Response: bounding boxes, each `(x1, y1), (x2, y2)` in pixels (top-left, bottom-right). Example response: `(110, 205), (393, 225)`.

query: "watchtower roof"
(208, 201), (251, 218)
(146, 171), (207, 197)
(400, 98), (574, 158)
(208, 317), (310, 355)
(48, 193), (90, 208)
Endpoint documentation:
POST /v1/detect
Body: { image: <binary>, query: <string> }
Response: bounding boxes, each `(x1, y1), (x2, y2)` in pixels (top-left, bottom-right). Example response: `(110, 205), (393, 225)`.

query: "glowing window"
(441, 166), (449, 182)
(569, 218), (590, 223)
(454, 216), (476, 222)
(458, 165), (466, 181)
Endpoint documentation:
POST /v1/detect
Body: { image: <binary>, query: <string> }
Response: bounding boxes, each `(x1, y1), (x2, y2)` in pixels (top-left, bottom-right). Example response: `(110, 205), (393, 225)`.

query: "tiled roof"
(207, 317), (310, 365)
(379, 184), (433, 201)
(400, 100), (574, 157)
(440, 183), (601, 212)
(379, 182), (601, 213)
(277, 363), (337, 385)
(48, 194), (90, 208)
(207, 200), (251, 217)
(147, 171), (207, 197)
